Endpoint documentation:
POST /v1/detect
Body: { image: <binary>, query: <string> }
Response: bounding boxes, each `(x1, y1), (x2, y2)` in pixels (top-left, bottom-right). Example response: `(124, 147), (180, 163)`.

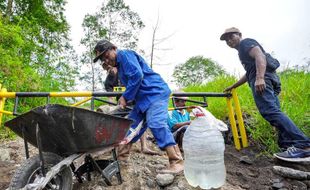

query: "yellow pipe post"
(0, 86), (7, 127)
(0, 91), (16, 98)
(0, 109), (13, 115)
(226, 97), (241, 150)
(0, 84), (3, 126)
(71, 97), (92, 107)
(232, 89), (248, 148)
(113, 87), (126, 92)
(50, 91), (92, 97)
(168, 107), (174, 111)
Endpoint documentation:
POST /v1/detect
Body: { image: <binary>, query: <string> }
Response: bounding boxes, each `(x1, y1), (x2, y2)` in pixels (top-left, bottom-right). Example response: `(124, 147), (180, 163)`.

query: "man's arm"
(249, 46), (267, 95)
(224, 74), (247, 92)
(172, 121), (191, 130)
(118, 51), (143, 108)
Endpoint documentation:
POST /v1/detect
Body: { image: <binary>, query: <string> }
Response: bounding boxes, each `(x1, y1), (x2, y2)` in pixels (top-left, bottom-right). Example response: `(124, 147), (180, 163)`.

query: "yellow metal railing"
(71, 97), (92, 107)
(226, 89), (248, 149)
(113, 86), (126, 92)
(0, 85), (248, 150)
(231, 89), (248, 148)
(0, 85), (8, 127)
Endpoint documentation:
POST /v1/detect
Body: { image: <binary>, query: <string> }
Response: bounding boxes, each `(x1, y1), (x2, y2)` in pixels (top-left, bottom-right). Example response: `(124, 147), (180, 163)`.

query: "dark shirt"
(238, 38), (267, 81)
(116, 49), (171, 112)
(104, 72), (119, 92)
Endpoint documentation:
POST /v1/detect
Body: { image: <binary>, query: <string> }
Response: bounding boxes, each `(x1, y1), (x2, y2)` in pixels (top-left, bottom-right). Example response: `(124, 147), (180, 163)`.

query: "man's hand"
(255, 78), (266, 95)
(118, 96), (127, 109)
(173, 121), (191, 130)
(108, 67), (118, 75)
(224, 85), (234, 92)
(223, 75), (247, 93)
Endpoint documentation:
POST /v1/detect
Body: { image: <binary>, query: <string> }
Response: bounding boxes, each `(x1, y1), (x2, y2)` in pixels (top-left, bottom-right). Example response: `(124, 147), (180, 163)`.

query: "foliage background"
(0, 0), (78, 138)
(173, 56), (226, 87)
(78, 0), (144, 91)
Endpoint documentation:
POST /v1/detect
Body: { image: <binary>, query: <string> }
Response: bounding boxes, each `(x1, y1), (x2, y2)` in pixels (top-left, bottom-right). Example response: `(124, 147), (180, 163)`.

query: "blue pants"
(127, 99), (176, 149)
(249, 73), (310, 149)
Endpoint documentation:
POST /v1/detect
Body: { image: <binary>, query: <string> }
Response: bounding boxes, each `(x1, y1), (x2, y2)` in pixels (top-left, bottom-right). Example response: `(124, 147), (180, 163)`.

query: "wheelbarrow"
(4, 104), (133, 190)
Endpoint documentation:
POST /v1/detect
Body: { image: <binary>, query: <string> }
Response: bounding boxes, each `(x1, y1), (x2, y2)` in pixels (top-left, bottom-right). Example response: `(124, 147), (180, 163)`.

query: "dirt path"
(0, 137), (309, 190)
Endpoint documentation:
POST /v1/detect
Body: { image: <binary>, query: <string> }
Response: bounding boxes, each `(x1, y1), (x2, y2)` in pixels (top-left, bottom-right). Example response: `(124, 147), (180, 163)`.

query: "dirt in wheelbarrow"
(0, 132), (309, 190)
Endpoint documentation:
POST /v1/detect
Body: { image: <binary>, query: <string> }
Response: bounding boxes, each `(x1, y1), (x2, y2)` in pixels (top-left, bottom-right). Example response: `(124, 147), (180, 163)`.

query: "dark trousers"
(172, 125), (188, 149)
(249, 73), (310, 149)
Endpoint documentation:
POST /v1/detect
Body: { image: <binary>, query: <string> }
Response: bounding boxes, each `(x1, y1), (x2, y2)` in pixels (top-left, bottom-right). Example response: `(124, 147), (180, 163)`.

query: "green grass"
(184, 70), (310, 153)
(279, 70), (310, 136)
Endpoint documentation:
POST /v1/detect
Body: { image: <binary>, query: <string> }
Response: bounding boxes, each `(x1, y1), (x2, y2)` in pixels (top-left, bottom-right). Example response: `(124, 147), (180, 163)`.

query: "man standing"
(221, 27), (310, 161)
(93, 39), (183, 173)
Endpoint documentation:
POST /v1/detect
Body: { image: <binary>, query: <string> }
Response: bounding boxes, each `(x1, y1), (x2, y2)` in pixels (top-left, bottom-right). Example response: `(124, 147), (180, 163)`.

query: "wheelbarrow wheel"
(9, 152), (72, 190)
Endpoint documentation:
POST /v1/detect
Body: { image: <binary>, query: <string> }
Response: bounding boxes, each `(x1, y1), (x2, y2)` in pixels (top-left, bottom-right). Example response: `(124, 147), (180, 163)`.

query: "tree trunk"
(6, 0), (13, 20)
(150, 29), (155, 69)
(91, 63), (95, 91)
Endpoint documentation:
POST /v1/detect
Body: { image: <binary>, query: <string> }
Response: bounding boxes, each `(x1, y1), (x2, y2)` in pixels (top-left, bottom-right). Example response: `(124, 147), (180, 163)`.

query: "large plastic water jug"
(183, 107), (226, 189)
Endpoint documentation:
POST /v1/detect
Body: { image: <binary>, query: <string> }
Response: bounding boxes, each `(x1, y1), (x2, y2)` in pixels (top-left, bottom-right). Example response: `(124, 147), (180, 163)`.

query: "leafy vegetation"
(173, 56), (226, 87)
(0, 0), (145, 139)
(79, 0), (145, 91)
(0, 0), (78, 138)
(0, 0), (78, 92)
(184, 70), (310, 153)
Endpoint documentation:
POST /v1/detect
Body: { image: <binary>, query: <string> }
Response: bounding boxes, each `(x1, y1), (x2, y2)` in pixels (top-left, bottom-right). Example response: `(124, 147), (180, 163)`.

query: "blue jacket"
(167, 110), (190, 131)
(116, 49), (171, 112)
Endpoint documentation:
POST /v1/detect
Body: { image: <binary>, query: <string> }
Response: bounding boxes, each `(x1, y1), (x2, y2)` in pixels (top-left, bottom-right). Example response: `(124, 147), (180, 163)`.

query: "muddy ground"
(0, 134), (309, 190)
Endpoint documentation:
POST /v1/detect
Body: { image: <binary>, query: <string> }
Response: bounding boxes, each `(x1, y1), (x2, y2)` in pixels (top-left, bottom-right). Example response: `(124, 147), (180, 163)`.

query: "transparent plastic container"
(183, 115), (226, 189)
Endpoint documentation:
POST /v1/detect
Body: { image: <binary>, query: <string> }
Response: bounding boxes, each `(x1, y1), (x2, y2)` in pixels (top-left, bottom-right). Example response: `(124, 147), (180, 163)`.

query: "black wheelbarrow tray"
(5, 104), (133, 190)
